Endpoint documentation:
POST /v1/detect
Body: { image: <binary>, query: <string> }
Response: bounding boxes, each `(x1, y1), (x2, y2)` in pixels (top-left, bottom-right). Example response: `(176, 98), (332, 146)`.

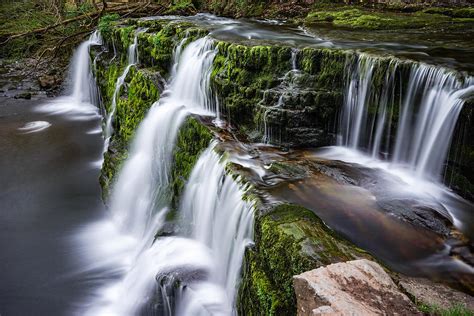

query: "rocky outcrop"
(293, 259), (421, 316)
(96, 19), (474, 201)
(170, 116), (213, 212)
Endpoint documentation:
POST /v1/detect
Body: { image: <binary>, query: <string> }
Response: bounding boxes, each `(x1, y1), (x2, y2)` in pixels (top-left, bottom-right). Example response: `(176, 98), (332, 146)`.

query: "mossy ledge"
(169, 116), (213, 215)
(211, 43), (348, 147)
(237, 203), (369, 315)
(94, 43), (162, 200)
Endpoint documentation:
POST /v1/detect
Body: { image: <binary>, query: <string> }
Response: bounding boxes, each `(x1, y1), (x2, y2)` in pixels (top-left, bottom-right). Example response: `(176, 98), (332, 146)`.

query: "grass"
(418, 302), (474, 316)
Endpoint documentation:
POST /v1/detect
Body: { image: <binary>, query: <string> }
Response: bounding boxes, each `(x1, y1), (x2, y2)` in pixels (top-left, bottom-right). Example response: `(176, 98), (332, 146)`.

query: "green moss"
(212, 43), (347, 145)
(98, 14), (120, 38)
(95, 65), (160, 202)
(211, 43), (292, 132)
(165, 0), (196, 15)
(238, 203), (368, 315)
(103, 63), (122, 111)
(118, 26), (135, 48)
(170, 116), (213, 212)
(138, 23), (207, 76)
(305, 7), (474, 30)
(100, 138), (128, 201)
(116, 68), (159, 143)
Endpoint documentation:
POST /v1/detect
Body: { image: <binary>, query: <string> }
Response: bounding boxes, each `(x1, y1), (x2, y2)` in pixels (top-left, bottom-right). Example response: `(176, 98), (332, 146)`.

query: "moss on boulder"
(238, 203), (368, 315)
(115, 67), (160, 143)
(170, 116), (213, 212)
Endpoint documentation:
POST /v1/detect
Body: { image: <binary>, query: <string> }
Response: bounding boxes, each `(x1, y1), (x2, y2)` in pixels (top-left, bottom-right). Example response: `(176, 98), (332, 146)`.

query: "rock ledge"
(293, 259), (420, 316)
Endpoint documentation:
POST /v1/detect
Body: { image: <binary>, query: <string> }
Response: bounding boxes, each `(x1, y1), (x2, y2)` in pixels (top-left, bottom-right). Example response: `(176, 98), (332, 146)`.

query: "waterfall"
(72, 30), (103, 104)
(37, 31), (102, 115)
(109, 36), (216, 241)
(104, 29), (146, 150)
(82, 36), (223, 315)
(177, 143), (254, 314)
(338, 55), (474, 181)
(262, 48), (300, 144)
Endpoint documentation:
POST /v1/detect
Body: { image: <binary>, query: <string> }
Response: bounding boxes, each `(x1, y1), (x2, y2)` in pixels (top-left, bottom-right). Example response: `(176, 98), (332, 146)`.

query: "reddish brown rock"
(293, 259), (421, 315)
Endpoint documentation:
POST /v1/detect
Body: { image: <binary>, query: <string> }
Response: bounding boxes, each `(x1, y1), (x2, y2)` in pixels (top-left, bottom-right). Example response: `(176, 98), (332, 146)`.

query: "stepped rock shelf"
(92, 15), (474, 315)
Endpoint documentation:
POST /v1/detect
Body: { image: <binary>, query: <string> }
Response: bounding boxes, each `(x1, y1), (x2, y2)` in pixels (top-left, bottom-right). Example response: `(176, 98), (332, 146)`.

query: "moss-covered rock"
(170, 116), (213, 212)
(211, 43), (348, 147)
(115, 67), (160, 143)
(305, 6), (474, 30)
(237, 203), (369, 315)
(95, 64), (161, 200)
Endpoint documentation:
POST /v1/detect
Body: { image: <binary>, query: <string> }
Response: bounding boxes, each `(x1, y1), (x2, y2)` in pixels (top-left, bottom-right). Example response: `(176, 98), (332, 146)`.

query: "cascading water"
(337, 54), (474, 181)
(176, 143), (254, 315)
(104, 29), (146, 150)
(71, 31), (103, 105)
(262, 48), (301, 144)
(38, 31), (102, 116)
(109, 36), (217, 238)
(80, 36), (236, 315)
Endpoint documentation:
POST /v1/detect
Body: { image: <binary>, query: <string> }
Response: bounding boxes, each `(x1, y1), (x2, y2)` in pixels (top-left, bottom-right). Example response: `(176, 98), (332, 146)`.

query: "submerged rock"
(293, 259), (421, 316)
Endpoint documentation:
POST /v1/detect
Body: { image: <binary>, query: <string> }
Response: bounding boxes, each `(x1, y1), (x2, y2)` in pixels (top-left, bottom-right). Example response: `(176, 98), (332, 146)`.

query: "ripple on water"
(18, 121), (51, 134)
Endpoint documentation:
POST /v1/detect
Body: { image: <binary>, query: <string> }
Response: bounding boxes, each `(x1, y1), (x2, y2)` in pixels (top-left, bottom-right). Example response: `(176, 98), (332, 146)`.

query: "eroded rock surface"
(399, 276), (474, 311)
(293, 259), (421, 316)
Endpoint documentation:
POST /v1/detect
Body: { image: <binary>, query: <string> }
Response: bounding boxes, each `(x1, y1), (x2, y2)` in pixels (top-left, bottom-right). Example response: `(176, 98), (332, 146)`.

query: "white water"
(37, 31), (102, 118)
(104, 29), (146, 150)
(337, 55), (474, 181)
(18, 121), (51, 133)
(76, 36), (250, 315)
(177, 143), (254, 315)
(262, 48), (300, 144)
(323, 55), (474, 231)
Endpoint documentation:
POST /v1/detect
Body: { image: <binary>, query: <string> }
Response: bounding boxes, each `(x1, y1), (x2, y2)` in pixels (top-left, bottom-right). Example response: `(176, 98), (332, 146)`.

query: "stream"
(0, 13), (473, 316)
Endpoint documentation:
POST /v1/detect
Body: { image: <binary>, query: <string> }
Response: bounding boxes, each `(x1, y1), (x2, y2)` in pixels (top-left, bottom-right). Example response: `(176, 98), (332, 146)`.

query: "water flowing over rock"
(81, 33), (255, 315)
(293, 259), (421, 316)
(177, 143), (254, 314)
(86, 16), (474, 316)
(36, 30), (102, 116)
(104, 28), (146, 150)
(338, 55), (474, 182)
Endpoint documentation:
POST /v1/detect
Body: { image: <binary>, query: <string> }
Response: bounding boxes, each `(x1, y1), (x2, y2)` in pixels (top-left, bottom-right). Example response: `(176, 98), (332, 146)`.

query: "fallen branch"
(52, 28), (94, 58)
(3, 11), (98, 41)
(1, 3), (142, 44)
(122, 1), (151, 18)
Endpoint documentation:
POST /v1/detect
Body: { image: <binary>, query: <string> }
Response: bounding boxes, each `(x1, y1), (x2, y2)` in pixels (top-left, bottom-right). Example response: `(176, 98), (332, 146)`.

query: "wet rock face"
(293, 259), (421, 316)
(210, 44), (347, 148)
